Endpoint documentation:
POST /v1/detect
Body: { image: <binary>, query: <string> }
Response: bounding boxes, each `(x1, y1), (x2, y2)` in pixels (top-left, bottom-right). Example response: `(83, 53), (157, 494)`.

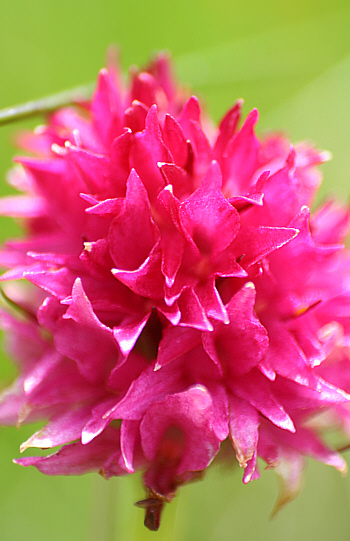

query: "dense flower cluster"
(1, 53), (350, 530)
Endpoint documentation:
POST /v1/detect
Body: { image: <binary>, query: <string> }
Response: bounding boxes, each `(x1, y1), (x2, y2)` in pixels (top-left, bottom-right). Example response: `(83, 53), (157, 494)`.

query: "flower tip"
(19, 442), (29, 453)
(122, 458), (135, 474)
(33, 125), (46, 135)
(209, 158), (220, 172)
(223, 313), (230, 325)
(320, 150), (333, 163)
(51, 143), (67, 156)
(285, 418), (296, 433)
(341, 462), (348, 477)
(165, 273), (175, 287)
(300, 205), (310, 216)
(157, 161), (172, 174)
(247, 108), (259, 125)
(329, 453), (348, 475)
(81, 431), (96, 445)
(99, 68), (109, 78)
(243, 281), (256, 291)
(23, 375), (37, 394)
(83, 241), (93, 252)
(105, 43), (121, 65)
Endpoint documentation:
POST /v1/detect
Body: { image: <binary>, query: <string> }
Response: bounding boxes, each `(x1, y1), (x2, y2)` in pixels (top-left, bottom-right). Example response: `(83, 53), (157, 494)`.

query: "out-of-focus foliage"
(0, 1), (350, 539)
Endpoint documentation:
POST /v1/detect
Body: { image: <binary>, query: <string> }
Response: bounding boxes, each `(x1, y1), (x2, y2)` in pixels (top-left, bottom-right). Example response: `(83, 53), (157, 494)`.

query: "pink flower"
(1, 52), (350, 530)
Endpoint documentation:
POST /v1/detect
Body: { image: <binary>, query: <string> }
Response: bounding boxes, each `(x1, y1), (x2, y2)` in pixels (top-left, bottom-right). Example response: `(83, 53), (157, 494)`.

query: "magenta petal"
(67, 145), (110, 193)
(119, 419), (141, 473)
(15, 426), (123, 477)
(263, 320), (319, 388)
(195, 278), (229, 324)
(55, 279), (119, 382)
(0, 195), (46, 218)
(124, 100), (149, 133)
(113, 312), (151, 356)
(242, 449), (259, 484)
(23, 350), (62, 396)
(156, 185), (185, 287)
(186, 120), (212, 177)
(107, 350), (150, 394)
(85, 197), (124, 217)
(228, 170), (268, 211)
(260, 422), (346, 473)
(272, 375), (350, 412)
(147, 53), (176, 104)
(107, 360), (185, 421)
(177, 96), (201, 131)
(20, 404), (92, 451)
(131, 105), (171, 199)
(178, 287), (213, 332)
(156, 326), (201, 369)
(222, 108), (260, 196)
(25, 267), (77, 300)
(112, 242), (164, 300)
(214, 100), (242, 159)
(269, 207), (343, 290)
(177, 96), (212, 176)
(107, 129), (133, 195)
(230, 225), (299, 268)
(179, 161), (240, 258)
(141, 386), (220, 476)
(50, 107), (103, 153)
(230, 369), (295, 433)
(228, 394), (259, 468)
(26, 355), (100, 409)
(109, 169), (158, 271)
(91, 68), (123, 147)
(0, 311), (50, 370)
(0, 382), (25, 425)
(17, 156), (87, 235)
(207, 382), (229, 440)
(131, 72), (158, 109)
(311, 199), (350, 245)
(80, 238), (116, 281)
(158, 163), (192, 201)
(163, 114), (188, 168)
(81, 397), (120, 444)
(202, 283), (268, 376)
(140, 386), (217, 490)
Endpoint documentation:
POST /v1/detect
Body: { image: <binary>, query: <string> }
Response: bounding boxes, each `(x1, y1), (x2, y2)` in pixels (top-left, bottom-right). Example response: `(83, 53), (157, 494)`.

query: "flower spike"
(1, 51), (350, 531)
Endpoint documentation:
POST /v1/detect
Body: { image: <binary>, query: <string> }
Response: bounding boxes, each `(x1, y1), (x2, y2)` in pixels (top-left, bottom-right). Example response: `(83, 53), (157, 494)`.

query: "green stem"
(90, 477), (120, 541)
(0, 83), (95, 126)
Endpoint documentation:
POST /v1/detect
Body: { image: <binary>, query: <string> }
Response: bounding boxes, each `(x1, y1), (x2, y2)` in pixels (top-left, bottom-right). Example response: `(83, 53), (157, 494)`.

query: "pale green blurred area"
(0, 0), (350, 539)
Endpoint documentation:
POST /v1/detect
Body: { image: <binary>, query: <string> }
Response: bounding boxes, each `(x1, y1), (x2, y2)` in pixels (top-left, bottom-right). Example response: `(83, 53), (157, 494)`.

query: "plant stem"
(90, 477), (119, 541)
(0, 83), (94, 126)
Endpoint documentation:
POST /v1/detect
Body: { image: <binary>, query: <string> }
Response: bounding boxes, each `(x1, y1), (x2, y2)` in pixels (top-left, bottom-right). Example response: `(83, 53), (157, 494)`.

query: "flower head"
(1, 52), (350, 530)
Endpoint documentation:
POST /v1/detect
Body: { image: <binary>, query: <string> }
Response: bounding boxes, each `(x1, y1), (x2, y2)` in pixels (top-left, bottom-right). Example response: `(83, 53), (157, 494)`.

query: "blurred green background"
(1, 0), (350, 539)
